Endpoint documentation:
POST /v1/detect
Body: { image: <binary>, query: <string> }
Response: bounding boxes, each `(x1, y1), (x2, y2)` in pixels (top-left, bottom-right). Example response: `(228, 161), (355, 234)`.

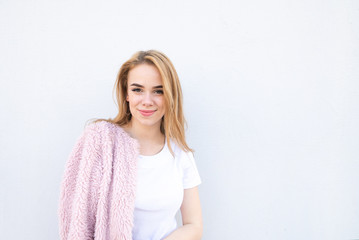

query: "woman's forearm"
(163, 223), (202, 240)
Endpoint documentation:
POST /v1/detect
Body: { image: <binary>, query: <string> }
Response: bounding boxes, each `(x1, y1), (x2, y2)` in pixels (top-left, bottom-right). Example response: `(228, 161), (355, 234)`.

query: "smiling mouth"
(138, 109), (156, 117)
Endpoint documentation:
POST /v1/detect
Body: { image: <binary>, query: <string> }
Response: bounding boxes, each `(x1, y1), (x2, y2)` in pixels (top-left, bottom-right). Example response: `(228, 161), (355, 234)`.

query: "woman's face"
(126, 63), (165, 129)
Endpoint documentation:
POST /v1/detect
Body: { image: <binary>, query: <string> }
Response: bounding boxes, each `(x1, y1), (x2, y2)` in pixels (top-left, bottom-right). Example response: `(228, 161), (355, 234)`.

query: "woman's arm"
(164, 186), (203, 240)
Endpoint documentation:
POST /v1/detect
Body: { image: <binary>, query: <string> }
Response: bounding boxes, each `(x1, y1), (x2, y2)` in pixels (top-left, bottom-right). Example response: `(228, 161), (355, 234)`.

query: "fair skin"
(124, 63), (203, 239)
(164, 187), (203, 240)
(125, 63), (166, 155)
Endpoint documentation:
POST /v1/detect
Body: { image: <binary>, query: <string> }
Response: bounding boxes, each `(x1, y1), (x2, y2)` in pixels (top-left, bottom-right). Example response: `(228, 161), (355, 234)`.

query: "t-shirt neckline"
(139, 138), (167, 158)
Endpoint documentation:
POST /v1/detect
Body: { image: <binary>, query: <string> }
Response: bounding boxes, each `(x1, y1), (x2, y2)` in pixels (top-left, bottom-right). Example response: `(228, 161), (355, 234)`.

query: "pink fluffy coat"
(58, 121), (139, 240)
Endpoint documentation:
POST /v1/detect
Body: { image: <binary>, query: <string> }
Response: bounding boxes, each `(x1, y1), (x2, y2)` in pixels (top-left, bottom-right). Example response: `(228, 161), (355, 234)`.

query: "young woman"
(58, 50), (203, 240)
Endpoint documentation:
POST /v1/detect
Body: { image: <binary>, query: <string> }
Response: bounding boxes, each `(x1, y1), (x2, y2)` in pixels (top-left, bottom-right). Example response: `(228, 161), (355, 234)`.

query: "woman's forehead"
(128, 64), (162, 86)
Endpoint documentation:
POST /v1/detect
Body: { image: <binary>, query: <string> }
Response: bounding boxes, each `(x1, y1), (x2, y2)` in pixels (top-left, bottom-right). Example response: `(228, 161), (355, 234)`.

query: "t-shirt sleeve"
(181, 151), (202, 189)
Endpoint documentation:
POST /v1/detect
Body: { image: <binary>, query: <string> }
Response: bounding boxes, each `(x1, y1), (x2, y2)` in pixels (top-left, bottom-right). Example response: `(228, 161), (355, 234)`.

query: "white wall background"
(1, 0), (358, 239)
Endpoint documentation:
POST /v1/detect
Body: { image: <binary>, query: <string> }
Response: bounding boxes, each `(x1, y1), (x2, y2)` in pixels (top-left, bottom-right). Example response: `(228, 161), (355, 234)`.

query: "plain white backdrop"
(1, 0), (358, 239)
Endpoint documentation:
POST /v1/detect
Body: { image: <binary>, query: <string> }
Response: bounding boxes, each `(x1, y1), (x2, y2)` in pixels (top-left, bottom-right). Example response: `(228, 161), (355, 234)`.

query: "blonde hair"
(89, 50), (193, 154)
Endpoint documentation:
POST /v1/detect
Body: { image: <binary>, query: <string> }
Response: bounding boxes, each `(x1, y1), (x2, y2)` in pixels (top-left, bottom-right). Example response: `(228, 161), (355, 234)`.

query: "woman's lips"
(138, 109), (156, 117)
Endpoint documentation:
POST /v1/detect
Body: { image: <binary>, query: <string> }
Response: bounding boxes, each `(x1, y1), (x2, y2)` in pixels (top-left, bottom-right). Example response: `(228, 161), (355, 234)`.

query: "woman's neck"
(126, 121), (162, 140)
(123, 120), (165, 155)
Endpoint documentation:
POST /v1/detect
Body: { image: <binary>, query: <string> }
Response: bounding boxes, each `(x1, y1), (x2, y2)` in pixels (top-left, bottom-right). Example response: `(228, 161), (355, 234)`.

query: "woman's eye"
(132, 88), (142, 93)
(154, 90), (164, 95)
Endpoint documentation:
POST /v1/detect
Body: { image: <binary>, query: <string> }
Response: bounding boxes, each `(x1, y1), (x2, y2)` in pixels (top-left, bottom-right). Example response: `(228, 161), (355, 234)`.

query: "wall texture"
(0, 0), (358, 239)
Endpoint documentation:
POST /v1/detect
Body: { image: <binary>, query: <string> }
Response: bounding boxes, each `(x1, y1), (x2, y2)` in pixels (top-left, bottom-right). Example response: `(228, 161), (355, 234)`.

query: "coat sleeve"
(58, 125), (103, 240)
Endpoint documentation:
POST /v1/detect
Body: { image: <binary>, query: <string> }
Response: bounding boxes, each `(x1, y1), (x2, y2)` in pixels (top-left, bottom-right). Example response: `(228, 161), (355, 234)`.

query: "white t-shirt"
(132, 139), (201, 240)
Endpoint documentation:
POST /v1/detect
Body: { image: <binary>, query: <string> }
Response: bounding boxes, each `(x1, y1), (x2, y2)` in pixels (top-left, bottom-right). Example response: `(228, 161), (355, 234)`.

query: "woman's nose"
(142, 92), (153, 106)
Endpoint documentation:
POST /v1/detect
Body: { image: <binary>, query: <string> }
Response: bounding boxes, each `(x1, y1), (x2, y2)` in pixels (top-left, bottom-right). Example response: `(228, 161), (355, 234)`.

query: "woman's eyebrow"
(130, 83), (162, 89)
(130, 83), (143, 87)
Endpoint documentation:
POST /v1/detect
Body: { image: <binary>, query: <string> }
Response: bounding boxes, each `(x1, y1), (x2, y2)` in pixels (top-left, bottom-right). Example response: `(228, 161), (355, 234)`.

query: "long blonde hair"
(89, 50), (193, 154)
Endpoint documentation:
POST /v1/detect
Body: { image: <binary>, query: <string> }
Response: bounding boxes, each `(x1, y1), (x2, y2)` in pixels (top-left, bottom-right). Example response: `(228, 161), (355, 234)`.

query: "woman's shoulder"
(85, 120), (124, 134)
(169, 139), (194, 160)
(84, 120), (137, 144)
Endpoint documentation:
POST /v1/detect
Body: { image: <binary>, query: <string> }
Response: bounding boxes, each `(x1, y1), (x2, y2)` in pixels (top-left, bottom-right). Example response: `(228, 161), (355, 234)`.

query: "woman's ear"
(126, 95), (129, 101)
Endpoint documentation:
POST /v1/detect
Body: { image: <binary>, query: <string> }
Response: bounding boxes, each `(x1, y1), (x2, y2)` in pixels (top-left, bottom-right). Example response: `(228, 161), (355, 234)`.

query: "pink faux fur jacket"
(58, 121), (139, 240)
